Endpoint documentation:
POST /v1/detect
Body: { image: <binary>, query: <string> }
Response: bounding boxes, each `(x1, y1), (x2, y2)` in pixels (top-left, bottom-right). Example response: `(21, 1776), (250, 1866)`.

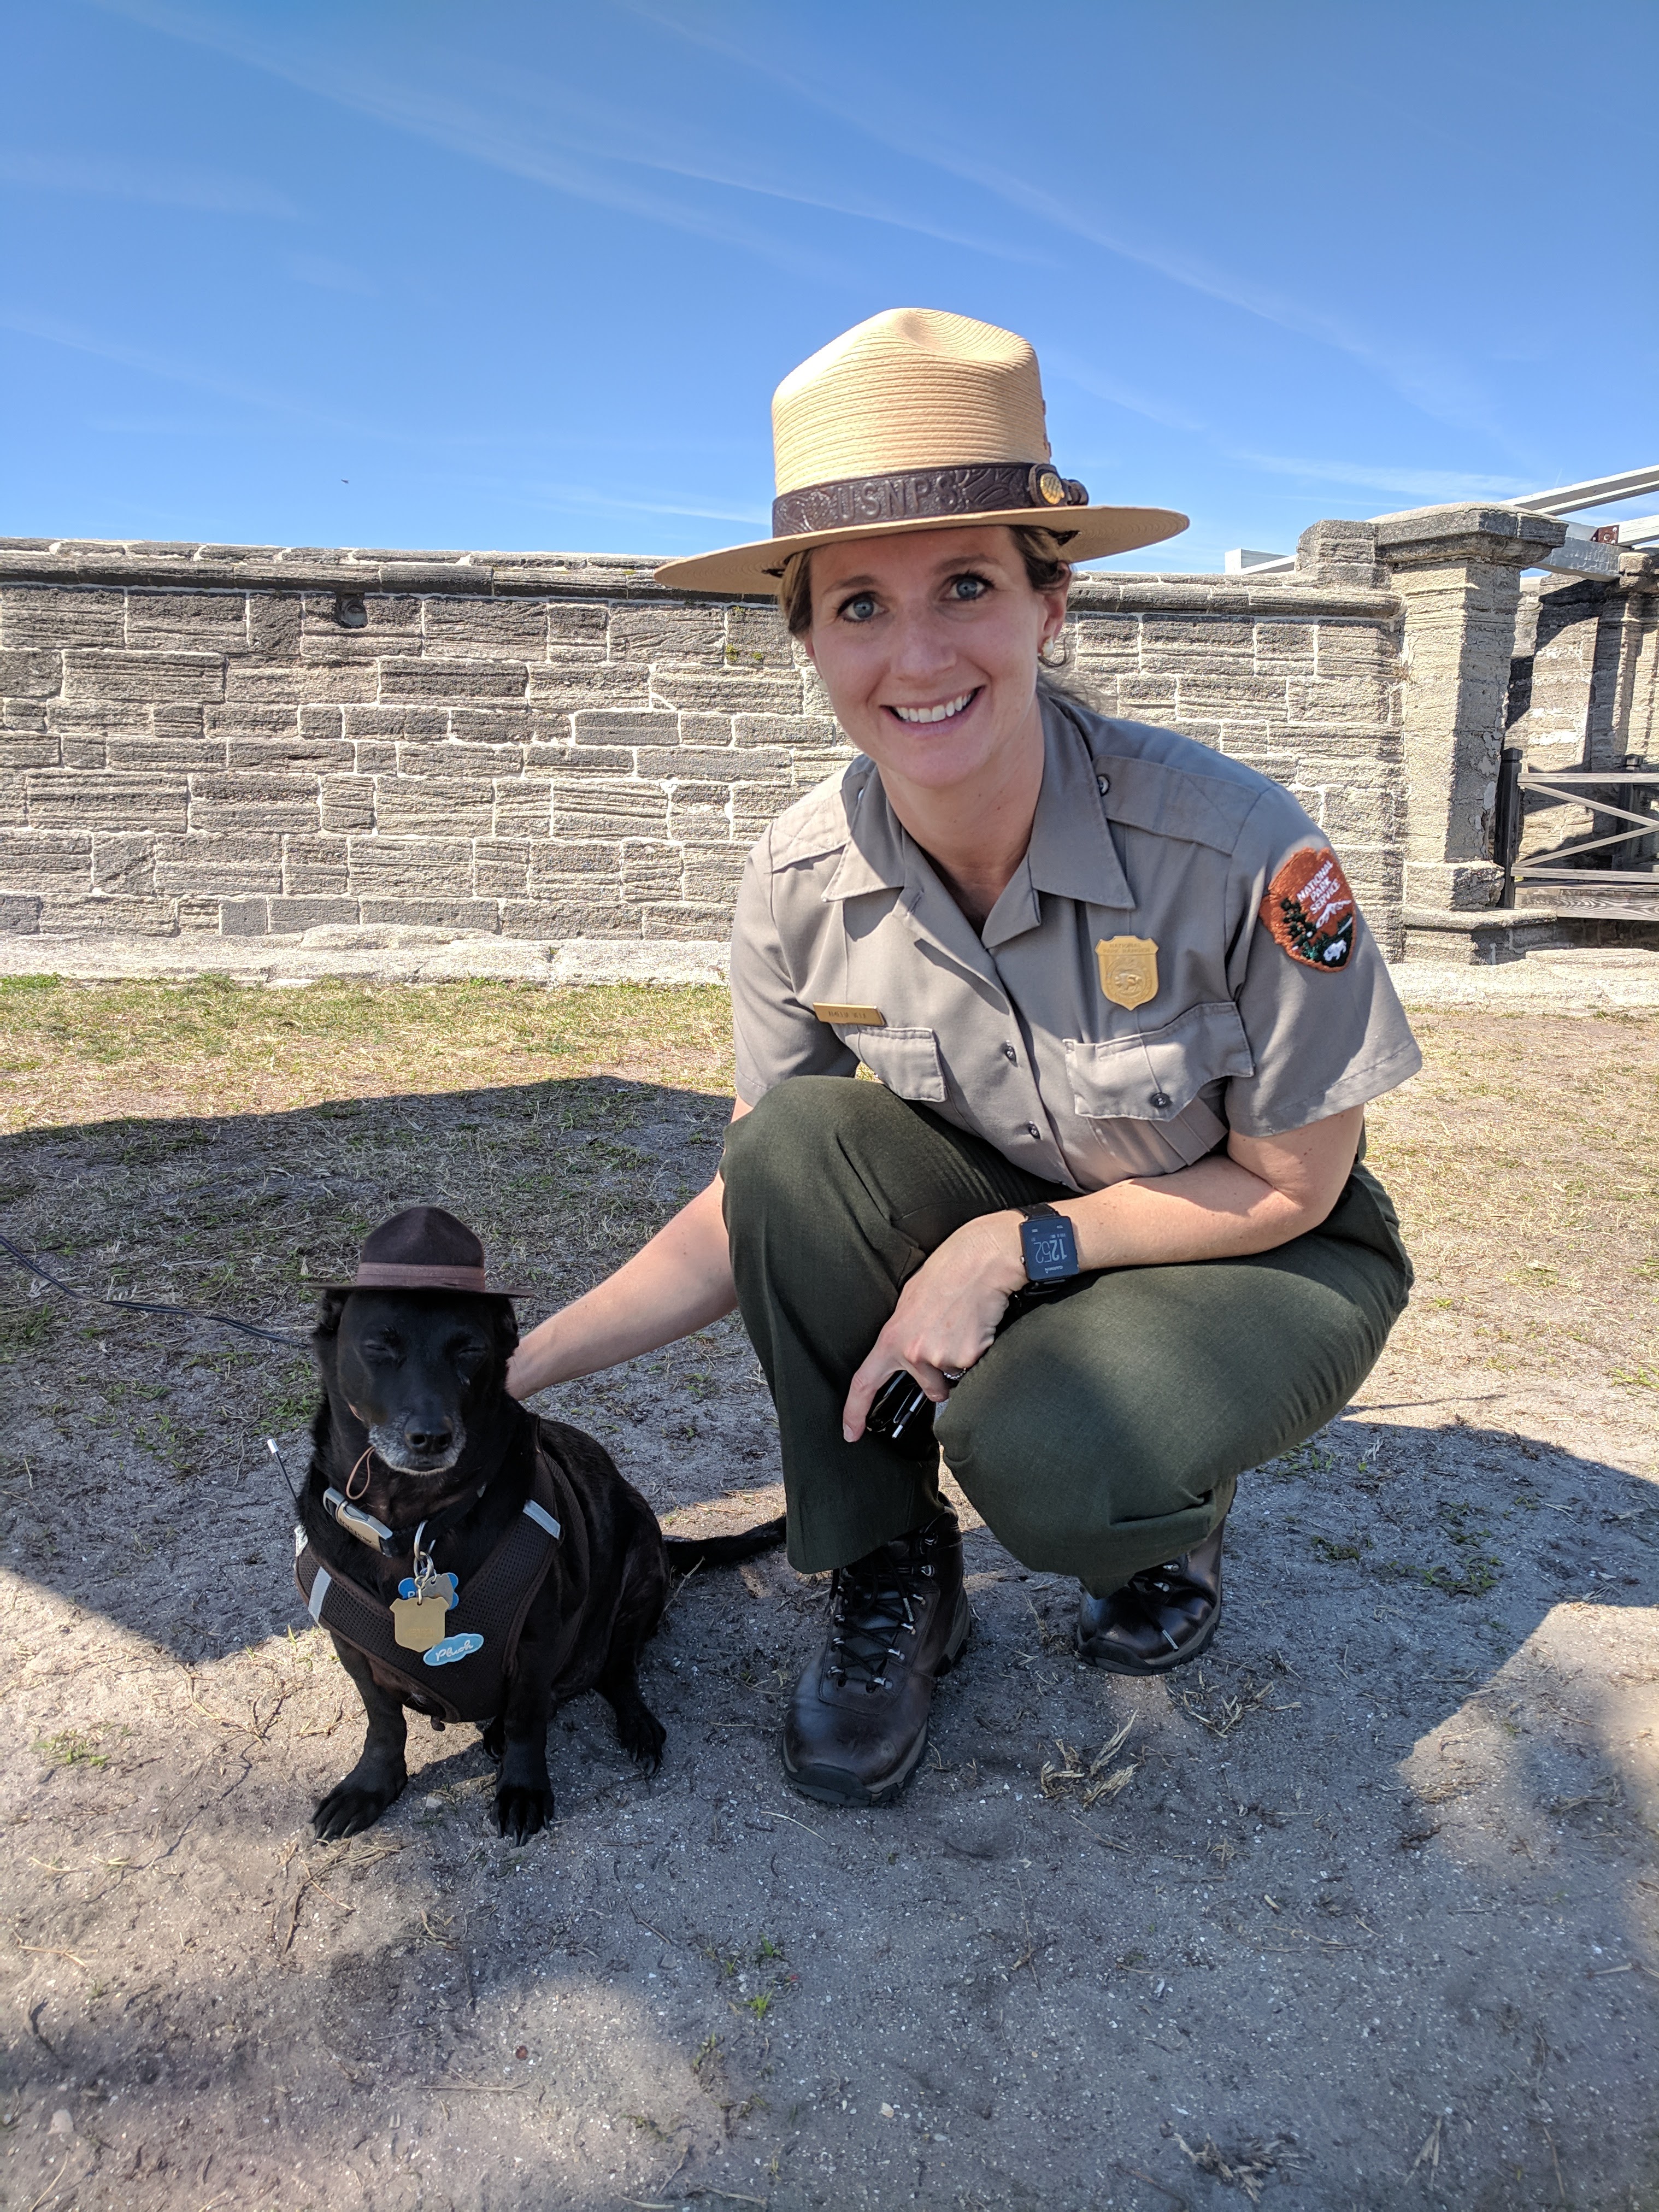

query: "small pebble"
(49, 2110), (73, 2137)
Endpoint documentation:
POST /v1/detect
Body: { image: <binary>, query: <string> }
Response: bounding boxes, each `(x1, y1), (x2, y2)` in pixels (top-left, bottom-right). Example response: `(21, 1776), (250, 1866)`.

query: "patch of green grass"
(36, 1728), (108, 1768)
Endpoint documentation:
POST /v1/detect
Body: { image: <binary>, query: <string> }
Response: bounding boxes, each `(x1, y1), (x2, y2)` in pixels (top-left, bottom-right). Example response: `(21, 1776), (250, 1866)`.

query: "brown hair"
(776, 523), (1072, 638)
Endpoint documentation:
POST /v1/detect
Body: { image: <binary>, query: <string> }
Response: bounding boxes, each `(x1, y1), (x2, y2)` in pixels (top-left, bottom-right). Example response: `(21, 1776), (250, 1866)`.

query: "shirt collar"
(820, 694), (1134, 927)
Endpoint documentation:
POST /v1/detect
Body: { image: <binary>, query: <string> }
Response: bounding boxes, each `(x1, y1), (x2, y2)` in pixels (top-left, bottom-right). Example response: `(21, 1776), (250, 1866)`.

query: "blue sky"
(4, 0), (1655, 569)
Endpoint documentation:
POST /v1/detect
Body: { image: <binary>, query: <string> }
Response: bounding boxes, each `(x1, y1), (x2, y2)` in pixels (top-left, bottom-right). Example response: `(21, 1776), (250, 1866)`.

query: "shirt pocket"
(1066, 1001), (1255, 1170)
(845, 1025), (948, 1104)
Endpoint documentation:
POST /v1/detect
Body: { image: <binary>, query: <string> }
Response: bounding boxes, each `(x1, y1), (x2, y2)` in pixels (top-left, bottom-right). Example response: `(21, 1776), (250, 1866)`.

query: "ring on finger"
(941, 1368), (966, 1385)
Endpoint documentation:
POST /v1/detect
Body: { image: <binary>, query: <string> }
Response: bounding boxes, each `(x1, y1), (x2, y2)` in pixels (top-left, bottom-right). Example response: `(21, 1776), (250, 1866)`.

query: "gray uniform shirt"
(730, 695), (1421, 1193)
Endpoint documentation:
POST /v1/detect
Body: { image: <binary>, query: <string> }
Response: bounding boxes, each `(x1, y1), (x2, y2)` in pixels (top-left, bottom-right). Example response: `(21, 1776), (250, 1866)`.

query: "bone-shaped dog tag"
(392, 1591), (454, 1651)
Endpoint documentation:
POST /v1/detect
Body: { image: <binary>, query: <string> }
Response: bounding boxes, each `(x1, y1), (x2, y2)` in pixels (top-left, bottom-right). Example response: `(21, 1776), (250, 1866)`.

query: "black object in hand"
(863, 1370), (938, 1457)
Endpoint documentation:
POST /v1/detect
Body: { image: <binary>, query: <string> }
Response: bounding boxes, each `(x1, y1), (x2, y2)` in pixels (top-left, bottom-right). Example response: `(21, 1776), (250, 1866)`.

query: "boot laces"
(827, 1537), (936, 1692)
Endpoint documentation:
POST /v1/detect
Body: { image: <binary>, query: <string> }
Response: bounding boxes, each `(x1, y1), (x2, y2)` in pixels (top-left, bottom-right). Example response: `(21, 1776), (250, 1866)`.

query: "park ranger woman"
(507, 308), (1421, 1808)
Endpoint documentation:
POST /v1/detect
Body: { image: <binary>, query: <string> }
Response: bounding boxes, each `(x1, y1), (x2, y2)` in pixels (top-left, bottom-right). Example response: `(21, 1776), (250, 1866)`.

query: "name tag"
(812, 1003), (885, 1027)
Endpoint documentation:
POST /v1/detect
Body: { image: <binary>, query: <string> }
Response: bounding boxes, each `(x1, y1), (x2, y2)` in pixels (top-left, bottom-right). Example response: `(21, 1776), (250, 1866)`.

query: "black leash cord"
(0, 1228), (309, 1351)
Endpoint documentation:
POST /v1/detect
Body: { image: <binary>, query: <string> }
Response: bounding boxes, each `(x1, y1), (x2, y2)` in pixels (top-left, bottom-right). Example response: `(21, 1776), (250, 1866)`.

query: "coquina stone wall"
(0, 534), (1415, 955)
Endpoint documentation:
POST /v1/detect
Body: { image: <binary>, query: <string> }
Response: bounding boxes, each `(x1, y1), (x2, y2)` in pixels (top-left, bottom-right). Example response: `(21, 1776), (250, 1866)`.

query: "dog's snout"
(403, 1416), (455, 1457)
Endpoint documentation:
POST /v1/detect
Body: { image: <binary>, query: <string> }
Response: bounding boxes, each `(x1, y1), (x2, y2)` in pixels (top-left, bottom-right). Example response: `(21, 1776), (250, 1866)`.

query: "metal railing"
(1497, 753), (1659, 910)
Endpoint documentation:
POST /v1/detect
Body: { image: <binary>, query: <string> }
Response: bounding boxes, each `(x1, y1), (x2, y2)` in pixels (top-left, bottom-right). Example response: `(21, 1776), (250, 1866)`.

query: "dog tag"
(392, 1591), (454, 1652)
(425, 1631), (485, 1667)
(397, 1573), (458, 1605)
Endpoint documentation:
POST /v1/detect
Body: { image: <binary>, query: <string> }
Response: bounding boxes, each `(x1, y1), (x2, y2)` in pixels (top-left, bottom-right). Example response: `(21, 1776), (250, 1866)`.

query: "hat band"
(354, 1262), (490, 1291)
(770, 461), (1089, 543)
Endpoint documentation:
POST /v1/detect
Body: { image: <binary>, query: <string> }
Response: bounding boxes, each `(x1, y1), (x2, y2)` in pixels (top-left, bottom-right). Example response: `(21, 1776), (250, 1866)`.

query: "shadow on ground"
(1, 1086), (1656, 2209)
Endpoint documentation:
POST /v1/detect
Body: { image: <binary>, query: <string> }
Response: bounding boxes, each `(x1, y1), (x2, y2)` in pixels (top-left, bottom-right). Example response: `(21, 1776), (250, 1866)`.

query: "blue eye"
(839, 592), (878, 623)
(950, 573), (990, 601)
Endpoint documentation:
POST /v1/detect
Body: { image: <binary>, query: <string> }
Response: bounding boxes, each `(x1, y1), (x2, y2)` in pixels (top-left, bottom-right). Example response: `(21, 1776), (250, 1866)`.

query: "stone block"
(27, 771), (189, 832)
(1174, 672), (1291, 715)
(342, 705), (451, 741)
(267, 896), (359, 932)
(639, 900), (736, 940)
(34, 894), (179, 938)
(667, 787), (730, 840)
(1313, 625), (1395, 677)
(0, 776), (26, 827)
(650, 669), (804, 715)
(0, 648), (62, 697)
(632, 746), (753, 783)
(281, 836), (351, 895)
(791, 752), (850, 790)
(357, 897), (502, 931)
(394, 739), (525, 778)
(448, 707), (540, 745)
(247, 596), (303, 657)
(493, 781), (554, 836)
(154, 832), (284, 896)
(376, 658), (529, 704)
(1252, 622), (1316, 667)
(224, 734), (354, 774)
(208, 703), (302, 740)
(0, 894), (41, 935)
(1, 586), (125, 649)
(45, 699), (150, 742)
(1071, 614), (1141, 666)
(1318, 787), (1401, 844)
(62, 650), (225, 706)
(723, 602), (796, 670)
(298, 592), (422, 659)
(91, 833), (157, 893)
(319, 776), (378, 833)
(0, 832), (93, 892)
(189, 774), (321, 833)
(682, 844), (748, 901)
(608, 604), (727, 667)
(423, 598), (550, 654)
(733, 713), (842, 751)
(0, 732), (58, 769)
(558, 744), (641, 775)
(106, 734), (226, 772)
(621, 843), (685, 901)
(547, 603), (608, 647)
(730, 779), (795, 838)
(500, 898), (634, 939)
(1285, 675), (1394, 727)
(472, 839), (532, 897)
(1140, 617), (1254, 662)
(226, 660), (379, 705)
(374, 775), (496, 837)
(527, 842), (621, 898)
(675, 714), (738, 749)
(1114, 678), (1179, 714)
(568, 708), (680, 748)
(125, 593), (250, 654)
(525, 660), (650, 716)
(550, 777), (669, 840)
(346, 837), (477, 897)
(219, 897), (270, 937)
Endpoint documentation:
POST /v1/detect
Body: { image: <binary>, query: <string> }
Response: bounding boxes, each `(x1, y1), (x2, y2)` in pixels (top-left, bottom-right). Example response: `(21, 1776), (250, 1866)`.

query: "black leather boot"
(782, 1510), (971, 1807)
(1075, 1520), (1225, 1675)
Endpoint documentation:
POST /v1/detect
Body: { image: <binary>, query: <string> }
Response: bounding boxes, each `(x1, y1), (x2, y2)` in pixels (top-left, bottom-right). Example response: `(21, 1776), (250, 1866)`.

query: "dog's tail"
(663, 1513), (787, 1570)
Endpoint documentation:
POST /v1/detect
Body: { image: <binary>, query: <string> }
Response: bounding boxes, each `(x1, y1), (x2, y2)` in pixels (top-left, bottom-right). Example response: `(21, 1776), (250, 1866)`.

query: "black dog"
(300, 1278), (782, 1843)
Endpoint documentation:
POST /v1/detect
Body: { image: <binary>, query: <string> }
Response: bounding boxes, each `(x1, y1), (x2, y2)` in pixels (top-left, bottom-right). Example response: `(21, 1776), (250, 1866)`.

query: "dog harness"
(293, 1444), (567, 1727)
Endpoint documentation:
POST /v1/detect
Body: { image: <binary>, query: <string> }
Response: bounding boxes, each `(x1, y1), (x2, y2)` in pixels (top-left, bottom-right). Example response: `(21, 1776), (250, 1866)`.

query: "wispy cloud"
(1232, 451), (1534, 501)
(0, 148), (297, 217)
(282, 251), (378, 298)
(1044, 350), (1209, 436)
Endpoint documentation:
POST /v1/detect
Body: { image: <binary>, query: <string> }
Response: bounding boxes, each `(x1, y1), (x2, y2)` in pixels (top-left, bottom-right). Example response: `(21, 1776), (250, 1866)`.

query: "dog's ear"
(312, 1288), (350, 1351)
(490, 1296), (521, 1360)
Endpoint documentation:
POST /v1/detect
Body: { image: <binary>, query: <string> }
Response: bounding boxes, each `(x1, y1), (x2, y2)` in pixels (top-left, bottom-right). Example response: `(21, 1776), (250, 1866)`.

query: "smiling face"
(801, 526), (1069, 799)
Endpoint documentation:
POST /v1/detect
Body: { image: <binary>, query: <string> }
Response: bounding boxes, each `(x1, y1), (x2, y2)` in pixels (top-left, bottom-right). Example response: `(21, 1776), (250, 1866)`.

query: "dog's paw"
(616, 1703), (667, 1774)
(313, 1768), (407, 1842)
(495, 1782), (553, 1844)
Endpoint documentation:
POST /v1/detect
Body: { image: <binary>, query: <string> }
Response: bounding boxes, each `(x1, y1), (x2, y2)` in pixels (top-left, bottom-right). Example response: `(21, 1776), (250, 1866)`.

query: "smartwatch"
(1019, 1203), (1080, 1285)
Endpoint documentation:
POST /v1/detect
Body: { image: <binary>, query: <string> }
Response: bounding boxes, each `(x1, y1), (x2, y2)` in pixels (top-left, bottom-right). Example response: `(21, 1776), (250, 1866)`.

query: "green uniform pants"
(722, 1076), (1411, 1594)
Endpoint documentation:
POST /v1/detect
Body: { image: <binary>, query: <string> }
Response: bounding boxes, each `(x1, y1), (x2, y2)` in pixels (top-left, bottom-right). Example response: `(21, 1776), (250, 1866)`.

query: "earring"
(1039, 635), (1068, 667)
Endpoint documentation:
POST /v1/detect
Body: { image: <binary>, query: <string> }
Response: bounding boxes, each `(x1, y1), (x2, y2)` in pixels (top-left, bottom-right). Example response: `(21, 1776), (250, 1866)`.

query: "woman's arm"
(504, 1102), (750, 1399)
(841, 1104), (1364, 1438)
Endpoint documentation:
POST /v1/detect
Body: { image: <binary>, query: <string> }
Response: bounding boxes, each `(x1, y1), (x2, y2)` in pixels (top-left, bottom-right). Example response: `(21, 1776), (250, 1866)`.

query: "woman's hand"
(841, 1210), (1027, 1441)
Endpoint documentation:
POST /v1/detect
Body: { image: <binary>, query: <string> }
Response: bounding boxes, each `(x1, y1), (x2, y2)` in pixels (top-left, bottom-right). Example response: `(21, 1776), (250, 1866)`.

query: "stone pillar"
(1373, 504), (1564, 919)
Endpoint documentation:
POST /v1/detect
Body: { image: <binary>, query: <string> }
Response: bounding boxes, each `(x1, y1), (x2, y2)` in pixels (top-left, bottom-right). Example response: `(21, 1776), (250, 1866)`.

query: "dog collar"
(321, 1481), (487, 1560)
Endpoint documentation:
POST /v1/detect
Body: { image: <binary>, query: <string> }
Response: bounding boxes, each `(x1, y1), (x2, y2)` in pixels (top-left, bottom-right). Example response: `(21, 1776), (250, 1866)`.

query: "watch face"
(1022, 1219), (1076, 1281)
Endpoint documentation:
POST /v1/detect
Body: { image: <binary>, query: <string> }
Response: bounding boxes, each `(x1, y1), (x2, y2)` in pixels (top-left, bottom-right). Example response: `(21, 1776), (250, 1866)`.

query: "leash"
(0, 1228), (309, 1351)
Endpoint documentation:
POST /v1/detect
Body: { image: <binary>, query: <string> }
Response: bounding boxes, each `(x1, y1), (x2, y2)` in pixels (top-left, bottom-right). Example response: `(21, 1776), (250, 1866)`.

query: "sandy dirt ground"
(0, 984), (1654, 2212)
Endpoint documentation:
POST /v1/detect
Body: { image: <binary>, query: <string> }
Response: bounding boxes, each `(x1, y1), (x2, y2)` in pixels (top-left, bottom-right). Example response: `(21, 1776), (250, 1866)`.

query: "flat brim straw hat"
(653, 307), (1188, 596)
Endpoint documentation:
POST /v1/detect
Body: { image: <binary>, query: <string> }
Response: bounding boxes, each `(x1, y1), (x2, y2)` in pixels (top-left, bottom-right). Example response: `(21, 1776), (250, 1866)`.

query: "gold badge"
(1095, 936), (1159, 1010)
(811, 1003), (885, 1027)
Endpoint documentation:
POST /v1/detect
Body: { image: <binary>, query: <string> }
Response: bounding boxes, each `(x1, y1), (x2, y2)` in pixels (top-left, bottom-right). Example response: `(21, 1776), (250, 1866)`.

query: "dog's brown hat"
(333, 1206), (525, 1296)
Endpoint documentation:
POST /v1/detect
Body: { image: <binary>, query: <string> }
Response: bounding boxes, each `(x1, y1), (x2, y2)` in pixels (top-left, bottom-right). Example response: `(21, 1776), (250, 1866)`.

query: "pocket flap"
(1067, 1001), (1253, 1124)
(849, 1025), (948, 1104)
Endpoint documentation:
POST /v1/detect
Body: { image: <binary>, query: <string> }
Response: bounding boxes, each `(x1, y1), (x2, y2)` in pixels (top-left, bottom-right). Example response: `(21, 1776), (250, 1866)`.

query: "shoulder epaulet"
(1076, 713), (1295, 857)
(762, 757), (870, 872)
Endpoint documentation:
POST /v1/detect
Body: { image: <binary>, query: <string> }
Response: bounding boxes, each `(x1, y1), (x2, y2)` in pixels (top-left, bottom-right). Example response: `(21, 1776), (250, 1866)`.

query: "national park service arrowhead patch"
(1261, 848), (1357, 972)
